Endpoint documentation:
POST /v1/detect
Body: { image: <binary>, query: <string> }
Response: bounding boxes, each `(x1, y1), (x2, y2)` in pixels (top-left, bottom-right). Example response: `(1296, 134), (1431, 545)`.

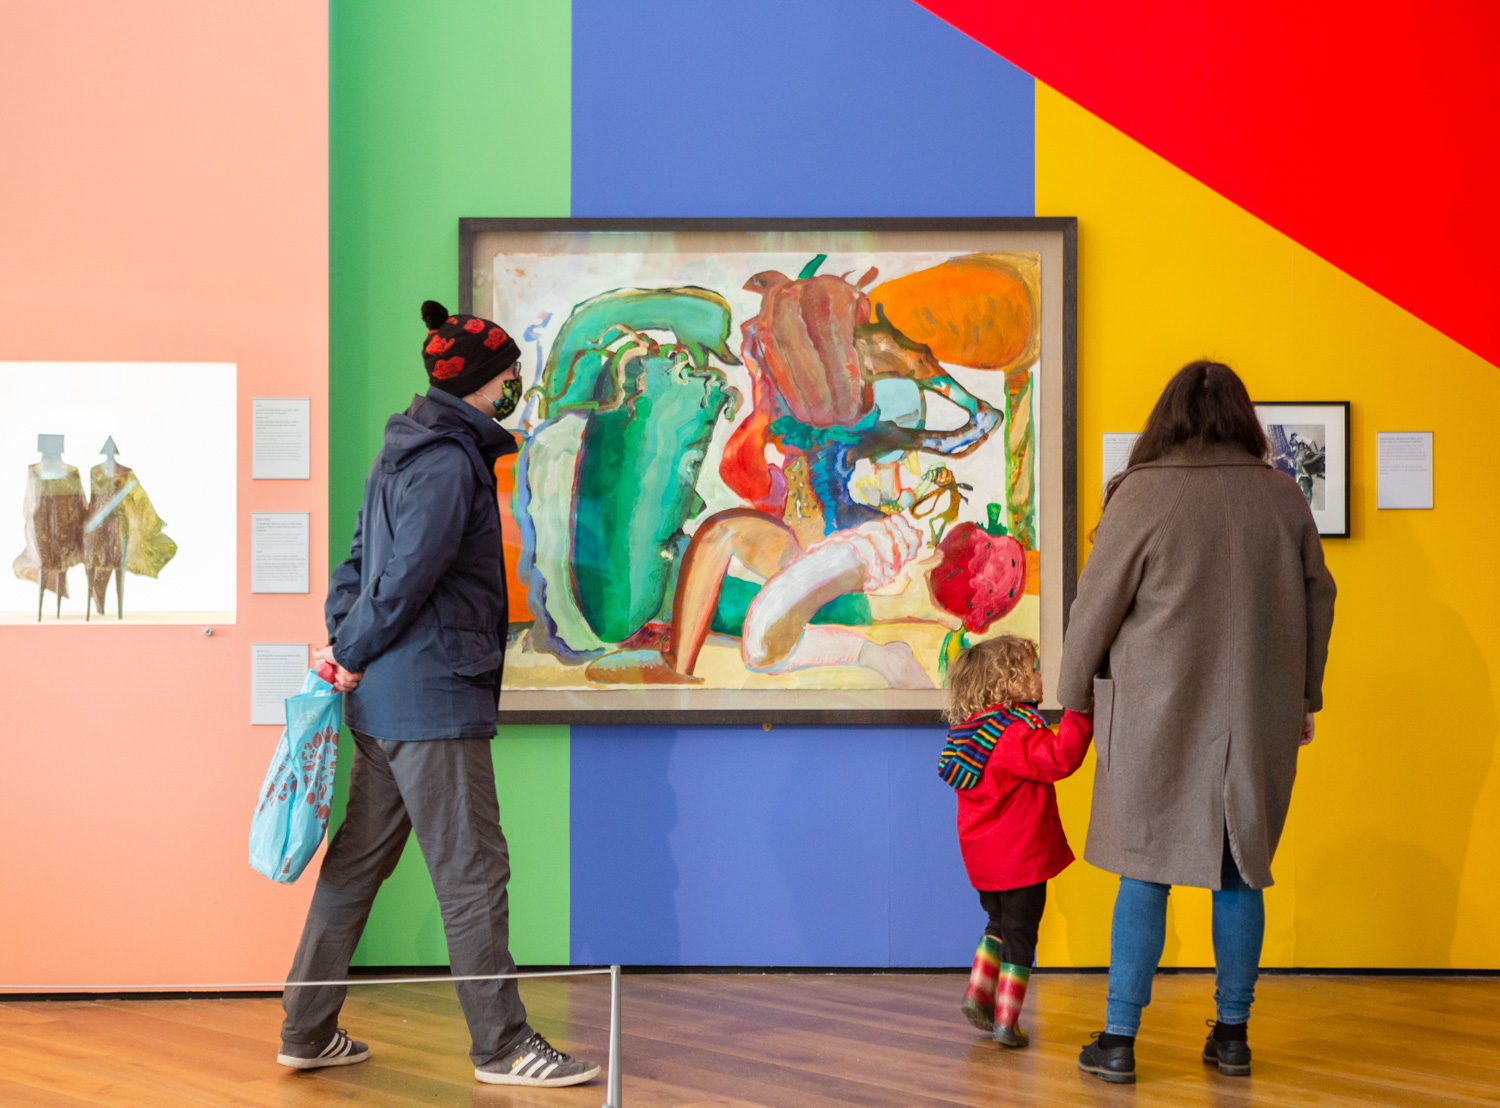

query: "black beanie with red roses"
(420, 299), (520, 397)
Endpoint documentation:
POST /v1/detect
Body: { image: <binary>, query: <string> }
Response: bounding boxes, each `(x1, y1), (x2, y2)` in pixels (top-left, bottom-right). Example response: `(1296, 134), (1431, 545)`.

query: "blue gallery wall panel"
(885, 731), (987, 965)
(566, 0), (1037, 967)
(571, 0), (1035, 216)
(570, 726), (983, 966)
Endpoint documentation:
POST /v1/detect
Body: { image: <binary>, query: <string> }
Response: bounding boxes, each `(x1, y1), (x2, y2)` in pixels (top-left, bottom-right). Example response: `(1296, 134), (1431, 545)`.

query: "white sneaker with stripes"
(276, 1028), (370, 1069)
(475, 1031), (601, 1087)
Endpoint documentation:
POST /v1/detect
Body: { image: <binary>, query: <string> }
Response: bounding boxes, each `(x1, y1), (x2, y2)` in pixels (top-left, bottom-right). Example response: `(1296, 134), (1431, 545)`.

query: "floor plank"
(0, 974), (1496, 1107)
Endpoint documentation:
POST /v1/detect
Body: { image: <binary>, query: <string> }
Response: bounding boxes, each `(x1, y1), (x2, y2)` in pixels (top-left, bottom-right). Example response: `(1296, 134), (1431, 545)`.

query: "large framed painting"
(460, 218), (1077, 723)
(1254, 401), (1350, 538)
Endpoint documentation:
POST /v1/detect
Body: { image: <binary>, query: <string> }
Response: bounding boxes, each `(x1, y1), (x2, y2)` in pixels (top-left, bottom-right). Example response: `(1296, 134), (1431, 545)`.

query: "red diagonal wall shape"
(917, 0), (1500, 368)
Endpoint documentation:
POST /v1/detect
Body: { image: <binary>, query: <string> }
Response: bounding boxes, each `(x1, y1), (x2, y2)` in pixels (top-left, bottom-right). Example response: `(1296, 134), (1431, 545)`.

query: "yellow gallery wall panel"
(1033, 83), (1499, 968)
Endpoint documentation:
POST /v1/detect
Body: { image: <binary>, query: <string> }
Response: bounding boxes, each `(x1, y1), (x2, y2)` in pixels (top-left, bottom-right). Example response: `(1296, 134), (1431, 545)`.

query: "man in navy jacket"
(277, 301), (598, 1090)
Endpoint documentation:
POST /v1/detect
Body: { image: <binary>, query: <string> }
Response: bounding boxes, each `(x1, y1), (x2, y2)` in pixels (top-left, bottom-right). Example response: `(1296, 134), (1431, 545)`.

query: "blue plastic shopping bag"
(249, 668), (342, 883)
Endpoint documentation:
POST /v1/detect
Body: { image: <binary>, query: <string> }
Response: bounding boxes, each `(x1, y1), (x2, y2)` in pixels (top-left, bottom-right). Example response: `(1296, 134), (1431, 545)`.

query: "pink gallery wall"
(0, 4), (327, 987)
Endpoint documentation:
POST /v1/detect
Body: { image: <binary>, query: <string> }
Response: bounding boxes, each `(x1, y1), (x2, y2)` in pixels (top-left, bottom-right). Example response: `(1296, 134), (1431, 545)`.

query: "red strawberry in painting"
(464, 318), (485, 333)
(433, 356), (464, 379)
(426, 335), (454, 354)
(928, 503), (1028, 633)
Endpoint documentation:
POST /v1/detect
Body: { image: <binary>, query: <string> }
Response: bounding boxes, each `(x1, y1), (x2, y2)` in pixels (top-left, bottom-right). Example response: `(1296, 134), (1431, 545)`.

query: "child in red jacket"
(939, 634), (1093, 1047)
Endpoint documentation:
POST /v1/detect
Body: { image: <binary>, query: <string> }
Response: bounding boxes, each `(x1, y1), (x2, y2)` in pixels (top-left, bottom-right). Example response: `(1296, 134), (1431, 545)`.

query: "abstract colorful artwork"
(464, 221), (1075, 720)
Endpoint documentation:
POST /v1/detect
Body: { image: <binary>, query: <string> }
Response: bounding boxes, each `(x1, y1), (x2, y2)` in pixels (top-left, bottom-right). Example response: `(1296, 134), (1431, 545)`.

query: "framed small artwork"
(460, 217), (1077, 723)
(2, 361), (238, 624)
(1254, 401), (1350, 538)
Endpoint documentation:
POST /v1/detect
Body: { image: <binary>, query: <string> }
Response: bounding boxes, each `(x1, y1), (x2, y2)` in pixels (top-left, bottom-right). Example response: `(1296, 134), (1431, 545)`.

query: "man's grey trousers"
(281, 731), (530, 1064)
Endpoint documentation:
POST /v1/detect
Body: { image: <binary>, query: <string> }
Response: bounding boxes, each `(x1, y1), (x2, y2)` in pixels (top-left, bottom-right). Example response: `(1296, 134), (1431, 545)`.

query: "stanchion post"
(603, 964), (622, 1108)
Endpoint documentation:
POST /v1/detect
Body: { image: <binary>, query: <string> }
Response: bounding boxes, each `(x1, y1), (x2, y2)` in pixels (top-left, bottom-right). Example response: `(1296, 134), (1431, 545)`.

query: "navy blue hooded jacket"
(326, 388), (518, 741)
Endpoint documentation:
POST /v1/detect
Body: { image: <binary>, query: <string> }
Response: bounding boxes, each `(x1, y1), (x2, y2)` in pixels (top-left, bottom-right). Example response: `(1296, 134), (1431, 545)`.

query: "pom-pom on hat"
(420, 299), (520, 397)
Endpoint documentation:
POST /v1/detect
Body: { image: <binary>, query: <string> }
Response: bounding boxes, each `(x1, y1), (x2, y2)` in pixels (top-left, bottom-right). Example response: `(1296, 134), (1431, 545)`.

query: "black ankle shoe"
(1202, 1020), (1251, 1076)
(1078, 1032), (1136, 1083)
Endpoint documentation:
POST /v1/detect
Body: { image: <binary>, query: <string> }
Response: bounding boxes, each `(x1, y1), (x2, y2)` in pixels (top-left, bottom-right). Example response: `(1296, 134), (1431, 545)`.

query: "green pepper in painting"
(571, 334), (733, 643)
(518, 287), (738, 653)
(539, 286), (738, 415)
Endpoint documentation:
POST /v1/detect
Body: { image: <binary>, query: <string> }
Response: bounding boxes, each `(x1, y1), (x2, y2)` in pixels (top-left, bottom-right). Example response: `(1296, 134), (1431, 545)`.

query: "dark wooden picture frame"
(460, 217), (1077, 724)
(1254, 401), (1351, 539)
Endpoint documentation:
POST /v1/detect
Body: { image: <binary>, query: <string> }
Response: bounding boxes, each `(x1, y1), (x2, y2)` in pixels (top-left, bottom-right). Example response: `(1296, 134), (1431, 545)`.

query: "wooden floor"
(2, 973), (1497, 1107)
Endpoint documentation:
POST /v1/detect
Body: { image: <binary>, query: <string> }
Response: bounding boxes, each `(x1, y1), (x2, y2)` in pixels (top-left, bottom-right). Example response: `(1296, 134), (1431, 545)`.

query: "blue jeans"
(1104, 836), (1264, 1036)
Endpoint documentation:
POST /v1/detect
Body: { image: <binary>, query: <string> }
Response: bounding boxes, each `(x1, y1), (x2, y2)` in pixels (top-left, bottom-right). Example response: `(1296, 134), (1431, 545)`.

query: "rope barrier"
(0, 967), (610, 991)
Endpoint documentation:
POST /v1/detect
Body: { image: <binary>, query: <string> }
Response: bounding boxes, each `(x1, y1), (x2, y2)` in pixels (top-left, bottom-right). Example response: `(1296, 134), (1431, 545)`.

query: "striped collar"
(939, 702), (1048, 790)
(959, 702), (1047, 730)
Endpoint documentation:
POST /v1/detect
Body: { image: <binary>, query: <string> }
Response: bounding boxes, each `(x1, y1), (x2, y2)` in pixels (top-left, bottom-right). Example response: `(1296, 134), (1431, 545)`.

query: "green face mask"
(490, 375), (522, 420)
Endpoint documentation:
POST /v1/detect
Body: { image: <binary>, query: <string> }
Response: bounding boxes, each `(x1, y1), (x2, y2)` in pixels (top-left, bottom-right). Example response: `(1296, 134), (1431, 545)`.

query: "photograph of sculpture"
(1, 362), (237, 622)
(464, 220), (1076, 721)
(1254, 402), (1350, 538)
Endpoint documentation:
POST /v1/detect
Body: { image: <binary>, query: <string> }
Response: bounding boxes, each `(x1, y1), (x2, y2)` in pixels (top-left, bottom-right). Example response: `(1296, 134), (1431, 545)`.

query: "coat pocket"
(440, 627), (505, 678)
(1093, 677), (1115, 772)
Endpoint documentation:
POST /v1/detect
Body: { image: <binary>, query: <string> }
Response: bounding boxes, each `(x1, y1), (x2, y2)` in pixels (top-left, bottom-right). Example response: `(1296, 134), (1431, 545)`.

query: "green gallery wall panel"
(350, 727), (571, 967)
(331, 0), (573, 966)
(330, 0), (570, 552)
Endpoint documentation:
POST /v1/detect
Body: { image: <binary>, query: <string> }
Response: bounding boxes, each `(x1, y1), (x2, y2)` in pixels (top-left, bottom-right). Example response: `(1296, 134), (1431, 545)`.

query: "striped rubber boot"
(961, 934), (1003, 1031)
(992, 963), (1032, 1047)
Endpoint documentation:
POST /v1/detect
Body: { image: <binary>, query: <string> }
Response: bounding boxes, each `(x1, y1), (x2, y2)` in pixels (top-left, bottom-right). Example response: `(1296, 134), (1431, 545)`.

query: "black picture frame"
(459, 217), (1078, 724)
(1254, 401), (1352, 539)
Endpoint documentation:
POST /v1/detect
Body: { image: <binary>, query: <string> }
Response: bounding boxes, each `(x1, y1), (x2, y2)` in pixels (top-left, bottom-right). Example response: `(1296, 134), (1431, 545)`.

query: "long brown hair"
(1102, 360), (1267, 513)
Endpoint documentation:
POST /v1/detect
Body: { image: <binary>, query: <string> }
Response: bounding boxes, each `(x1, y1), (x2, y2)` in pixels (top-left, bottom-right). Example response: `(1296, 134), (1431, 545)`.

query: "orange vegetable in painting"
(867, 253), (1039, 372)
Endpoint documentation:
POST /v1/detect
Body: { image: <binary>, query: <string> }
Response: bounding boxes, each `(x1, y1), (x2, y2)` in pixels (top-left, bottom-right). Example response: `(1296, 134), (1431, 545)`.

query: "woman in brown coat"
(1063, 362), (1336, 1084)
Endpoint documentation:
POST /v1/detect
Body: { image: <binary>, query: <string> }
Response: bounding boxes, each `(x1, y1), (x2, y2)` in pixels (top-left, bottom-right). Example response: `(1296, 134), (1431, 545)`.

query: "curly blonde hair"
(943, 635), (1039, 724)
